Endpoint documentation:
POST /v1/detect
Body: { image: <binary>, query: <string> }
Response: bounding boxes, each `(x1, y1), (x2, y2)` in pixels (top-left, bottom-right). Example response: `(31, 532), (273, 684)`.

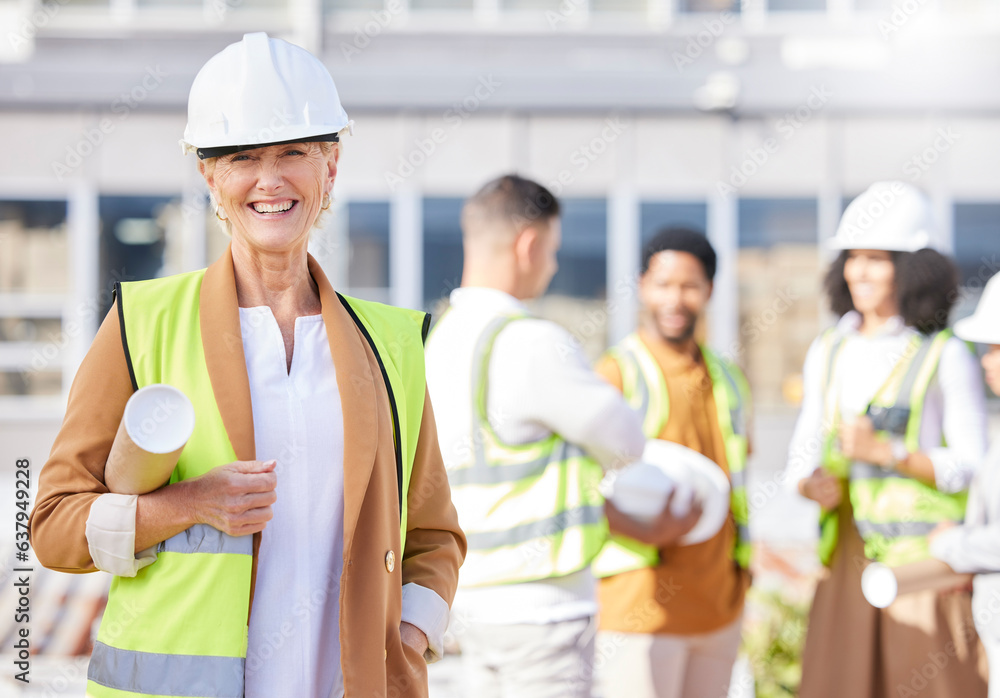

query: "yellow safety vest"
(816, 328), (967, 567)
(87, 269), (429, 697)
(446, 313), (608, 587)
(591, 333), (752, 578)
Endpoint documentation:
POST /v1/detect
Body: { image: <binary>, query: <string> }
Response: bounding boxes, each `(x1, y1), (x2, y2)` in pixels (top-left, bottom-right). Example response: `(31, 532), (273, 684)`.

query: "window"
(736, 198), (821, 407)
(954, 203), (1000, 290)
(767, 0), (825, 10)
(347, 201), (391, 300)
(327, 0), (384, 8)
(0, 200), (69, 397)
(422, 197), (464, 310)
(502, 0), (562, 10)
(550, 198), (607, 299)
(640, 201), (708, 245)
(677, 0), (739, 13)
(411, 0), (474, 8)
(591, 0), (646, 11)
(99, 196), (171, 317)
(738, 198), (817, 248)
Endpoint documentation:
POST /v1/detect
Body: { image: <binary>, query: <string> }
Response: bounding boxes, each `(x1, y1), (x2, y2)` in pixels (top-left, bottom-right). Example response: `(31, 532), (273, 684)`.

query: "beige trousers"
(595, 615), (743, 698)
(458, 616), (596, 698)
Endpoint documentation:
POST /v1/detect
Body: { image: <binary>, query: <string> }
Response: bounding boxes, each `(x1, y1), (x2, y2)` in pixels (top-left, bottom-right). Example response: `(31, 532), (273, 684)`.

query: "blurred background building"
(1, 0), (999, 693)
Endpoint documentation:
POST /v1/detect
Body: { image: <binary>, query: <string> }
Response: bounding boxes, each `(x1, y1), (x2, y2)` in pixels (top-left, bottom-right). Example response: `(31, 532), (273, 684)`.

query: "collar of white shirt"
(449, 286), (529, 315)
(835, 310), (909, 338)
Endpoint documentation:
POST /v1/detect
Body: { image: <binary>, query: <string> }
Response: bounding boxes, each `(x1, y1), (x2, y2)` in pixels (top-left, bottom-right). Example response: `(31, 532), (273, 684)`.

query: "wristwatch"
(887, 437), (909, 469)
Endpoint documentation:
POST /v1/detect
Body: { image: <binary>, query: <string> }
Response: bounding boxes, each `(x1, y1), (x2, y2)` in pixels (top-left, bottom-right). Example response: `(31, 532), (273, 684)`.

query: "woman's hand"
(399, 621), (429, 657)
(185, 460), (278, 537)
(798, 467), (842, 510)
(605, 492), (703, 549)
(839, 417), (893, 467)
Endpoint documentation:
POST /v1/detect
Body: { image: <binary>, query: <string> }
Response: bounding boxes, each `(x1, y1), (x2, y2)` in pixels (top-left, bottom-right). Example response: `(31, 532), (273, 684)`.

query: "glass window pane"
(423, 197), (464, 310)
(411, 0), (473, 8)
(591, 0), (646, 11)
(768, 0), (825, 10)
(548, 198), (607, 299)
(737, 198), (821, 408)
(347, 201), (390, 289)
(1, 370), (61, 397)
(502, 0), (562, 10)
(0, 200), (69, 294)
(327, 0), (384, 8)
(640, 202), (708, 245)
(738, 198), (817, 248)
(0, 199), (68, 398)
(678, 0), (739, 12)
(854, 0), (893, 11)
(954, 203), (1000, 289)
(100, 196), (171, 316)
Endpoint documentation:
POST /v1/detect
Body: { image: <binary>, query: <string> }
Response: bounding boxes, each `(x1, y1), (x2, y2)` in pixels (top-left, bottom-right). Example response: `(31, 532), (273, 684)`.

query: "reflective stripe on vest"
(591, 333), (752, 578)
(448, 314), (607, 587)
(89, 273), (428, 697)
(88, 643), (245, 698)
(816, 329), (966, 567)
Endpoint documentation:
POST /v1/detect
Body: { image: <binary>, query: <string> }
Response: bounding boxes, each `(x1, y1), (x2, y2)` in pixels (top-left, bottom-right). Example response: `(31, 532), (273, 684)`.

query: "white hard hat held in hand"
(955, 273), (1000, 345)
(829, 181), (939, 253)
(180, 32), (353, 159)
(609, 439), (731, 546)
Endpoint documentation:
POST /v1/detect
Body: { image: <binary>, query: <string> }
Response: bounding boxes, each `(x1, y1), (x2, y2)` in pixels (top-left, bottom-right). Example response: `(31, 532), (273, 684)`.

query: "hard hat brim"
(955, 314), (1000, 345)
(190, 132), (341, 160)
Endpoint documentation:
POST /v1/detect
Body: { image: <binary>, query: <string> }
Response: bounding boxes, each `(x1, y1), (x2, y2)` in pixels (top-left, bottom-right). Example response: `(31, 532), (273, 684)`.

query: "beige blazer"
(28, 245), (466, 697)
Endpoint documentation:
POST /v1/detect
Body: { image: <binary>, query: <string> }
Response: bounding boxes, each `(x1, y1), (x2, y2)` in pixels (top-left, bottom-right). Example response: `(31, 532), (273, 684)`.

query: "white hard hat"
(609, 439), (731, 546)
(955, 273), (1000, 345)
(180, 32), (352, 159)
(829, 181), (938, 253)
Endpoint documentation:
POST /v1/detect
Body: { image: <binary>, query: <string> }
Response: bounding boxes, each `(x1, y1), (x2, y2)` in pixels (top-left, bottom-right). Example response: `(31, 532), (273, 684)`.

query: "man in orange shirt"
(594, 228), (752, 698)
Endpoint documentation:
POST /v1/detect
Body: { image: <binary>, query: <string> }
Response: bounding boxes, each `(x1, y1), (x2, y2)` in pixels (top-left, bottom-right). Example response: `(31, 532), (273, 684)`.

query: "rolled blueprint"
(861, 558), (973, 609)
(105, 384), (195, 495)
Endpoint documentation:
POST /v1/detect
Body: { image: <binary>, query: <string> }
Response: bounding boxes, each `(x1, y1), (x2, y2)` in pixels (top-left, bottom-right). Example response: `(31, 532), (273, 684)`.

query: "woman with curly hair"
(786, 181), (989, 698)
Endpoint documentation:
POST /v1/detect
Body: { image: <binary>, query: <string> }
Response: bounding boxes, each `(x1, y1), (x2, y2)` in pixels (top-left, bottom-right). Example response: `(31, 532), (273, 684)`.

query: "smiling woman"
(201, 141), (339, 239)
(787, 181), (989, 698)
(28, 32), (465, 698)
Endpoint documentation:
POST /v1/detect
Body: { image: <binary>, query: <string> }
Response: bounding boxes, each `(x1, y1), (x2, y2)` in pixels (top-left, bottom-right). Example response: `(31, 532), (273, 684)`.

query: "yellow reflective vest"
(816, 328), (967, 567)
(445, 313), (608, 587)
(87, 270), (429, 698)
(591, 333), (752, 578)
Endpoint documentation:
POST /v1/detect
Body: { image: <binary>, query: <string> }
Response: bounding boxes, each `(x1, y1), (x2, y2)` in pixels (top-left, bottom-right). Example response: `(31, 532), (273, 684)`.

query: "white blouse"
(240, 306), (345, 698)
(785, 311), (988, 494)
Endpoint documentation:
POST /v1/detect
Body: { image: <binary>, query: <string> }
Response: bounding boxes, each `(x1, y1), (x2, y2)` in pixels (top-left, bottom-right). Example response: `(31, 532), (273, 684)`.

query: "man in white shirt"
(425, 174), (645, 698)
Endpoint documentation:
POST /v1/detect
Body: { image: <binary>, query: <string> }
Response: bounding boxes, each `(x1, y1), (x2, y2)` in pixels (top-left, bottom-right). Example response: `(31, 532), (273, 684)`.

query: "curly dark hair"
(823, 248), (960, 334)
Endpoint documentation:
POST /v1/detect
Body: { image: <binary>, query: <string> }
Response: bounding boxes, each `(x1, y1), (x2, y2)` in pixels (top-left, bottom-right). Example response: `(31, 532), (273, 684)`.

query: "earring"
(321, 193), (331, 211)
(215, 205), (228, 221)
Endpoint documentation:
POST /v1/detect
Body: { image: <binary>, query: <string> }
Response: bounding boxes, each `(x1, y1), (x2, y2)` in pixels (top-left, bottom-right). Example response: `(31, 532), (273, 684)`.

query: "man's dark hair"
(824, 248), (959, 334)
(462, 174), (560, 237)
(641, 227), (716, 281)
